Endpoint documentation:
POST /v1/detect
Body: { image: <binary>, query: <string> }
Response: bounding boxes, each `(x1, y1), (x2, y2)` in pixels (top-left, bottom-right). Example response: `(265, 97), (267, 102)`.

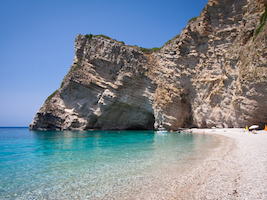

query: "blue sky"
(0, 0), (208, 127)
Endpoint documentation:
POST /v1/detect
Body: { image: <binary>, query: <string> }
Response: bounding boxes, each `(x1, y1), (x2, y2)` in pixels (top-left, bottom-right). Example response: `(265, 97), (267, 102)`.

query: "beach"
(152, 128), (267, 199)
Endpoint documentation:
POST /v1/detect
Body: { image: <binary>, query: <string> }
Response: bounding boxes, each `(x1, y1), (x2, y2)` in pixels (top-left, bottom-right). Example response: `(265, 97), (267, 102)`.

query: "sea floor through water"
(0, 128), (221, 199)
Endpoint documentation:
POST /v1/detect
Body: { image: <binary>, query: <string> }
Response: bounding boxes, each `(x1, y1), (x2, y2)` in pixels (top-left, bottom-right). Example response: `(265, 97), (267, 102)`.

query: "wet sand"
(151, 128), (267, 199)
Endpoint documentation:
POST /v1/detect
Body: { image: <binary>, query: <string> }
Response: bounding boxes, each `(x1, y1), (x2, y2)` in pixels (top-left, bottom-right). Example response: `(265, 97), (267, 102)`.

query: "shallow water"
(0, 128), (221, 199)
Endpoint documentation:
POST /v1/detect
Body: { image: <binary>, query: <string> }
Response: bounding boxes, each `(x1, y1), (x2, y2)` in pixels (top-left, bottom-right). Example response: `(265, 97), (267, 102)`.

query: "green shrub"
(85, 34), (125, 44)
(85, 34), (93, 40)
(260, 5), (267, 24)
(94, 34), (111, 40)
(254, 5), (267, 41)
(140, 47), (161, 54)
(45, 91), (57, 102)
(189, 16), (198, 22)
(164, 34), (180, 46)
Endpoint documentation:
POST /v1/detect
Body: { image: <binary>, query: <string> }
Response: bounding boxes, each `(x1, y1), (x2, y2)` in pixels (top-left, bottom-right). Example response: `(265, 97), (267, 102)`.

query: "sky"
(0, 0), (208, 127)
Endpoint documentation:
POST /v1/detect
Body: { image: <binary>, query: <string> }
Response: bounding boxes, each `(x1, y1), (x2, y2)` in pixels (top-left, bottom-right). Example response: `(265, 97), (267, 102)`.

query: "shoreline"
(154, 128), (267, 199)
(2, 128), (267, 199)
(170, 128), (267, 199)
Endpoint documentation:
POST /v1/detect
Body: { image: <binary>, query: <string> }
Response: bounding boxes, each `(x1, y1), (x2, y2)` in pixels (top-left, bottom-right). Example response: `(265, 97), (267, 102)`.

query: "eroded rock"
(30, 0), (267, 130)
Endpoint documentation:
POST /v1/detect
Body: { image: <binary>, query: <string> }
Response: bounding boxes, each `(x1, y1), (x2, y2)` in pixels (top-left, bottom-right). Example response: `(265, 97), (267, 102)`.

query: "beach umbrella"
(249, 125), (259, 129)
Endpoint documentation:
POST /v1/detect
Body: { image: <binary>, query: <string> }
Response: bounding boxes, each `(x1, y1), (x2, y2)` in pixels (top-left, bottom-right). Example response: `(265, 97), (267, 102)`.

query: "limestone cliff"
(30, 0), (267, 130)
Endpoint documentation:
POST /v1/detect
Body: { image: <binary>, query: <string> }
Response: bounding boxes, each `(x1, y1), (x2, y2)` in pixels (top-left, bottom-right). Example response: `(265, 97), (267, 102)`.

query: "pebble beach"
(152, 128), (267, 199)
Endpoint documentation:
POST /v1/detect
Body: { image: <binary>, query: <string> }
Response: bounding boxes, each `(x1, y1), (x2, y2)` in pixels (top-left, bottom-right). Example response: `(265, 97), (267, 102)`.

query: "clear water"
(0, 128), (221, 199)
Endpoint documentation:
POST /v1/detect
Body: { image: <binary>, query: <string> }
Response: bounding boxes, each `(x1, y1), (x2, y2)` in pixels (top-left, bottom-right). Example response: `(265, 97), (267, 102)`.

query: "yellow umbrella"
(246, 125), (248, 130)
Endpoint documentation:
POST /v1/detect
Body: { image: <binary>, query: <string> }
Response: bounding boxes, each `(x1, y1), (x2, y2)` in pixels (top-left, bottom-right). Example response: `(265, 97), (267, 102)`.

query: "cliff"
(30, 0), (267, 130)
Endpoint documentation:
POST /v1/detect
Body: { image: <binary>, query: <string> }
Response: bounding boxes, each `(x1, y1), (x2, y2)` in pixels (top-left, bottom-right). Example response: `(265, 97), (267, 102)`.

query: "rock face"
(30, 0), (267, 130)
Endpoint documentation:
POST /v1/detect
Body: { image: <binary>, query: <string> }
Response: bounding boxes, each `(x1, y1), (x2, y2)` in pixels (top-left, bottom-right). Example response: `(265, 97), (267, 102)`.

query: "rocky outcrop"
(30, 0), (267, 130)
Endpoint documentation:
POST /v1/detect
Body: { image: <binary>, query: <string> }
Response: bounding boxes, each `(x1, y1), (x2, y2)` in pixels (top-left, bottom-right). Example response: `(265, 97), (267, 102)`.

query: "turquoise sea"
(0, 127), (221, 199)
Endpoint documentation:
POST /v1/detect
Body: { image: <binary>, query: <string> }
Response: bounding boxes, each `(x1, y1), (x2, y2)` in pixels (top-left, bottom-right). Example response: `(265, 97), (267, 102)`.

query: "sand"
(151, 128), (267, 200)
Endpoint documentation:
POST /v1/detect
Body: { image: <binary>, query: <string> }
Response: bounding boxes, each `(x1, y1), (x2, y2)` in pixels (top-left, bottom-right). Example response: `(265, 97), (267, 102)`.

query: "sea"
(0, 127), (221, 199)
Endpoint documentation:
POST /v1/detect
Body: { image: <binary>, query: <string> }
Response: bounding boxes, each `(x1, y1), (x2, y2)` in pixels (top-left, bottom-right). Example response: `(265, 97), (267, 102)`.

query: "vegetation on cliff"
(254, 5), (267, 40)
(140, 47), (161, 54)
(188, 16), (198, 22)
(85, 34), (125, 44)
